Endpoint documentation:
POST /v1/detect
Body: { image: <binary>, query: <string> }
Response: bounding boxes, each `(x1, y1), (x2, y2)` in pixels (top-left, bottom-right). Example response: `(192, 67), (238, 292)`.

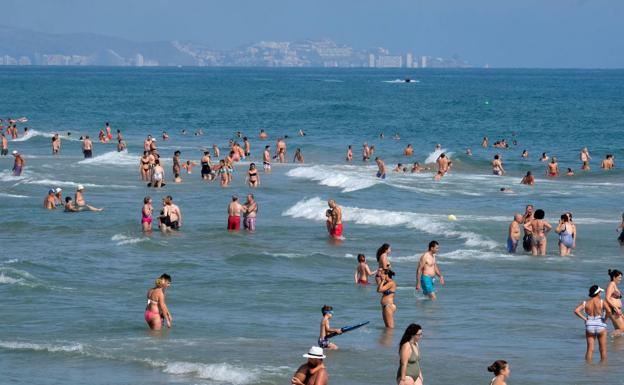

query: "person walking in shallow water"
(606, 269), (624, 336)
(377, 269), (396, 328)
(574, 285), (610, 362)
(487, 360), (510, 385)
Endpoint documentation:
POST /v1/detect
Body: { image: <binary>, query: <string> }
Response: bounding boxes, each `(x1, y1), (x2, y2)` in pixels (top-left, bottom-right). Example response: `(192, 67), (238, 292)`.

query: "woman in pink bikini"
(142, 196), (153, 232)
(145, 274), (172, 330)
(606, 269), (624, 336)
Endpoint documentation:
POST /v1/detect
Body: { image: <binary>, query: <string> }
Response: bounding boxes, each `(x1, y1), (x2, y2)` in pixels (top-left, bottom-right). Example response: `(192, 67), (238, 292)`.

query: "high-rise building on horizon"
(419, 56), (427, 68)
(368, 54), (375, 68)
(406, 53), (413, 68)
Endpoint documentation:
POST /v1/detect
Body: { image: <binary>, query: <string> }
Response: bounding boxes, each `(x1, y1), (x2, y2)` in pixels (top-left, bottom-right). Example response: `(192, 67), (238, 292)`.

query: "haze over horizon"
(2, 0), (623, 68)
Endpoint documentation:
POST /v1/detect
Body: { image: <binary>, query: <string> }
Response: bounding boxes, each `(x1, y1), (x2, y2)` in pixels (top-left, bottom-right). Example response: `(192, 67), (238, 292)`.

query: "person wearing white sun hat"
(74, 184), (103, 212)
(12, 150), (24, 176)
(292, 346), (328, 385)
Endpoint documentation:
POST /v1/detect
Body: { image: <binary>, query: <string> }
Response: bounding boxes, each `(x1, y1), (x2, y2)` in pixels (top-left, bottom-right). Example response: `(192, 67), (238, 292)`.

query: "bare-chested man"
(404, 144), (414, 157)
(74, 185), (103, 211)
(507, 214), (523, 253)
(243, 137), (251, 157)
(482, 137), (489, 148)
(212, 143), (220, 158)
(1, 133), (8, 156)
(52, 134), (61, 154)
(159, 195), (182, 231)
(227, 195), (246, 231)
(601, 154), (615, 170)
(375, 157), (386, 179)
(82, 136), (93, 158)
(362, 143), (370, 161)
(259, 129), (268, 139)
(346, 145), (352, 162)
(291, 347), (328, 385)
(44, 189), (56, 210)
(520, 171), (534, 185)
(580, 148), (591, 171)
(416, 240), (445, 300)
(492, 154), (505, 175)
(547, 157), (559, 177)
(436, 153), (449, 179)
(327, 199), (343, 239)
(11, 150), (24, 176)
(263, 145), (271, 173)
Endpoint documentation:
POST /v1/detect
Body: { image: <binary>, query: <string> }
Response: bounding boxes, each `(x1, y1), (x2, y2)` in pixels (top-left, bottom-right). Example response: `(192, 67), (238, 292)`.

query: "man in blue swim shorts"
(416, 240), (445, 300)
(375, 157), (386, 179)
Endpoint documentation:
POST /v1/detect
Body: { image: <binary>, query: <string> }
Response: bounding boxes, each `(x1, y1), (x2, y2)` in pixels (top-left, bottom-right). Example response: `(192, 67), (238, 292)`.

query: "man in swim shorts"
(263, 145), (271, 173)
(318, 305), (342, 350)
(11, 150), (24, 176)
(327, 200), (343, 239)
(507, 214), (523, 253)
(82, 136), (93, 158)
(375, 157), (386, 179)
(522, 204), (534, 252)
(416, 241), (445, 300)
(243, 194), (257, 232)
(1, 133), (8, 156)
(227, 195), (245, 231)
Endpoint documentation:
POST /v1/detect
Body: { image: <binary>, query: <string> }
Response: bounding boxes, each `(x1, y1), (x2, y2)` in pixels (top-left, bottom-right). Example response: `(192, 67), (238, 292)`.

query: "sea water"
(1, 67), (623, 385)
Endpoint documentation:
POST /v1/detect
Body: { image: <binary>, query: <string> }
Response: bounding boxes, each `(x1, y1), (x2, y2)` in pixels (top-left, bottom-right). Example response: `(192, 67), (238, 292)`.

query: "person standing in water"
(159, 195), (181, 231)
(1, 133), (8, 156)
(243, 193), (257, 232)
(317, 305), (342, 350)
(525, 209), (551, 256)
(574, 285), (610, 362)
(263, 145), (271, 173)
(82, 135), (93, 158)
(482, 137), (489, 148)
(291, 346), (328, 385)
(606, 269), (624, 336)
(52, 134), (61, 154)
(327, 199), (343, 239)
(354, 254), (374, 285)
(396, 323), (423, 385)
(377, 269), (397, 328)
(376, 243), (392, 284)
(487, 360), (510, 385)
(618, 213), (624, 245)
(293, 148), (304, 163)
(142, 196), (153, 233)
(492, 154), (505, 175)
(580, 148), (591, 170)
(145, 273), (172, 330)
(521, 205), (534, 252)
(547, 157), (559, 177)
(11, 150), (24, 176)
(416, 241), (445, 300)
(556, 213), (575, 256)
(507, 214), (522, 253)
(346, 145), (353, 162)
(227, 195), (245, 231)
(376, 157), (386, 179)
(520, 171), (534, 185)
(246, 163), (260, 187)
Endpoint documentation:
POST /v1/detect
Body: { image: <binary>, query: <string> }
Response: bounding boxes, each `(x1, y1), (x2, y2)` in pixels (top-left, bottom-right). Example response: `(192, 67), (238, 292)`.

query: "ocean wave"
(0, 267), (39, 287)
(282, 197), (498, 249)
(11, 129), (54, 142)
(287, 165), (378, 192)
(383, 79), (420, 83)
(78, 150), (138, 166)
(0, 341), (84, 353)
(163, 362), (257, 384)
(112, 234), (148, 246)
(424, 148), (454, 164)
(0, 192), (28, 198)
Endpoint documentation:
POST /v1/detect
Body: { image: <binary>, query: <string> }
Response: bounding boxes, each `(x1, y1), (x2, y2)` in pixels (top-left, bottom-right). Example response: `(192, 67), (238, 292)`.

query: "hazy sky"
(2, 0), (623, 67)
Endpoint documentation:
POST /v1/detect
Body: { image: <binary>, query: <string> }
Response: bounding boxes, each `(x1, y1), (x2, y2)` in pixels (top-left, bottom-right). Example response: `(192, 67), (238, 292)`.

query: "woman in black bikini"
(140, 151), (151, 181)
(247, 163), (259, 188)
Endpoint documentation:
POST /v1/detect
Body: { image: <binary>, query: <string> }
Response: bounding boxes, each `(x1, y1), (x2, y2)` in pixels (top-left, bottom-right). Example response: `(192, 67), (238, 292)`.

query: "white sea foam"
(112, 234), (148, 246)
(0, 192), (28, 198)
(11, 129), (54, 142)
(78, 150), (138, 166)
(287, 165), (379, 192)
(282, 197), (498, 249)
(424, 148), (453, 164)
(0, 341), (84, 353)
(383, 79), (420, 83)
(163, 362), (257, 384)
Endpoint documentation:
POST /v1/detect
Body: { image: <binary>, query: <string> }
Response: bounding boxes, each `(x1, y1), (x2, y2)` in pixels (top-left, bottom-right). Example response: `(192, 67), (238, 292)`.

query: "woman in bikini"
(525, 209), (551, 256)
(376, 243), (392, 284)
(140, 151), (151, 181)
(145, 273), (172, 330)
(377, 269), (397, 329)
(606, 269), (624, 336)
(247, 163), (260, 187)
(141, 196), (153, 233)
(574, 285), (611, 362)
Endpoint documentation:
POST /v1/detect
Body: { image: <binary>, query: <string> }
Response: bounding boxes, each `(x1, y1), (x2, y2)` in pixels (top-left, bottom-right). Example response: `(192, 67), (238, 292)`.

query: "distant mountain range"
(0, 25), (471, 68)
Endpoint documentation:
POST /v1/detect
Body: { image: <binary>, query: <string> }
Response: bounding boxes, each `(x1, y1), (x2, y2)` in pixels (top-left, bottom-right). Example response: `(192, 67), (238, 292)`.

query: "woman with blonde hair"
(145, 273), (173, 330)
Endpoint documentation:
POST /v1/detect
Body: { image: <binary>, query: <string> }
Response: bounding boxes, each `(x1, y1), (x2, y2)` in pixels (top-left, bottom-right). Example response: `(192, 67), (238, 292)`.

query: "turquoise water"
(1, 67), (624, 385)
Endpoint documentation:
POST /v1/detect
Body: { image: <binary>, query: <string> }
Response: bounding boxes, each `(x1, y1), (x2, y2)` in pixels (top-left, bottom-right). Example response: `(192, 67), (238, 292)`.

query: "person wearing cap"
(12, 150), (24, 176)
(82, 135), (93, 158)
(318, 305), (342, 350)
(574, 285), (612, 362)
(74, 185), (103, 212)
(44, 189), (56, 210)
(292, 346), (328, 385)
(227, 196), (246, 231)
(54, 188), (64, 206)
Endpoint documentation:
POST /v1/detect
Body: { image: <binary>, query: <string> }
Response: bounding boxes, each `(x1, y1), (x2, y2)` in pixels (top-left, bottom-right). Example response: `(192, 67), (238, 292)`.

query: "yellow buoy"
(447, 214), (457, 221)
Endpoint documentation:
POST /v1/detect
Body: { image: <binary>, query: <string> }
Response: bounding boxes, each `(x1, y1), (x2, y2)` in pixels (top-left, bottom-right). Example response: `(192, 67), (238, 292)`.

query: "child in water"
(318, 305), (342, 350)
(354, 254), (374, 285)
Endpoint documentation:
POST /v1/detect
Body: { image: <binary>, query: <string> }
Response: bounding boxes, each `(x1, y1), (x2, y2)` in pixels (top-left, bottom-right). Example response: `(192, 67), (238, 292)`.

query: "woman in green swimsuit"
(397, 323), (423, 385)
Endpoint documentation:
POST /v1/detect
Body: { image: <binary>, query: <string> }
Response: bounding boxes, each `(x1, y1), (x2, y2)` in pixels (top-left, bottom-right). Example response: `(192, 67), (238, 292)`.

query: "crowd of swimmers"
(4, 118), (624, 384)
